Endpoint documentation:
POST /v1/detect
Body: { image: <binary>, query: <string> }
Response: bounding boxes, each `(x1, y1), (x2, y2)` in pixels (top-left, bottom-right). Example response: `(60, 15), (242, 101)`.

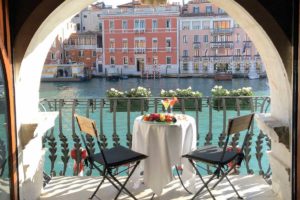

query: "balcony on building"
(210, 41), (234, 48)
(122, 48), (128, 53)
(210, 28), (233, 35)
(134, 48), (146, 54)
(109, 48), (115, 53)
(37, 96), (277, 200)
(166, 47), (172, 52)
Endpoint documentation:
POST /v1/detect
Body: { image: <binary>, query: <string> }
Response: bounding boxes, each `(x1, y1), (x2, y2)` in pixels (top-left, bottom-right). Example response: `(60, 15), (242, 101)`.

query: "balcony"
(193, 43), (201, 49)
(122, 48), (128, 53)
(210, 41), (234, 48)
(166, 47), (172, 52)
(152, 47), (158, 53)
(109, 48), (115, 53)
(210, 28), (233, 35)
(243, 40), (252, 48)
(37, 96), (276, 200)
(135, 48), (146, 54)
(64, 44), (97, 50)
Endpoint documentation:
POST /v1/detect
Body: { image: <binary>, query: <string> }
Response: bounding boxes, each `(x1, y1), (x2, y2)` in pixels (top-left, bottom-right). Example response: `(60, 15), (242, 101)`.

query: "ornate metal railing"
(39, 96), (271, 181)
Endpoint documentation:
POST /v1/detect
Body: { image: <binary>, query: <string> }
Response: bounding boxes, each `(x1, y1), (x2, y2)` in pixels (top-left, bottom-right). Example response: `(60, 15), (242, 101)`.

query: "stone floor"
(40, 175), (279, 200)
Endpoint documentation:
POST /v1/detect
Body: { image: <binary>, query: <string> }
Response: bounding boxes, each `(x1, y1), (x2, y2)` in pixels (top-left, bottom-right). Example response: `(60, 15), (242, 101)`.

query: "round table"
(131, 114), (197, 195)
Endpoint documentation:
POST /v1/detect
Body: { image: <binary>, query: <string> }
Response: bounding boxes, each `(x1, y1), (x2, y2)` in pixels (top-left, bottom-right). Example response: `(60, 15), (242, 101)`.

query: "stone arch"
(13, 0), (293, 199)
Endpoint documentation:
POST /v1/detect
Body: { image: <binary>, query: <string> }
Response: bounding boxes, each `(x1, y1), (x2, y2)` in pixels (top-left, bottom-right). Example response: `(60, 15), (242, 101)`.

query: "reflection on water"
(39, 77), (270, 98)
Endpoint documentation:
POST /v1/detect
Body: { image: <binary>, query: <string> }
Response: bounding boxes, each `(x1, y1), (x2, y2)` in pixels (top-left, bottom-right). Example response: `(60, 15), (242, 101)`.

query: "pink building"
(179, 0), (265, 75)
(100, 3), (180, 75)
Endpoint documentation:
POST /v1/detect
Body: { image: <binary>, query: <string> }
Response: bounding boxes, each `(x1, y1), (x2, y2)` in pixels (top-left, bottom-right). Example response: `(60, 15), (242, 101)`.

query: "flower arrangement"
(106, 87), (151, 98)
(106, 88), (125, 97)
(126, 86), (151, 97)
(211, 85), (253, 110)
(143, 113), (177, 123)
(160, 87), (202, 98)
(160, 87), (202, 111)
(106, 87), (151, 112)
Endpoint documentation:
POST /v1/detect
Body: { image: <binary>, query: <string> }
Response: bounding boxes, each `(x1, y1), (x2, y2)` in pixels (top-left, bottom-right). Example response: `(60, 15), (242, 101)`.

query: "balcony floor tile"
(40, 175), (278, 200)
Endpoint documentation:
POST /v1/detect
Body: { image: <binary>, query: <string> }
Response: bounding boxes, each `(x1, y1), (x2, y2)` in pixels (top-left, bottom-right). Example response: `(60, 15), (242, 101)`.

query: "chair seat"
(183, 145), (239, 165)
(91, 145), (147, 167)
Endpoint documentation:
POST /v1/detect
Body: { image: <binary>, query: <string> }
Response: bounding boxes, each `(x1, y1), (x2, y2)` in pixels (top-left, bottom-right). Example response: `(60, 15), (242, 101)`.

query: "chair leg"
(89, 168), (107, 199)
(110, 161), (141, 200)
(175, 165), (192, 194)
(221, 169), (243, 199)
(189, 160), (216, 200)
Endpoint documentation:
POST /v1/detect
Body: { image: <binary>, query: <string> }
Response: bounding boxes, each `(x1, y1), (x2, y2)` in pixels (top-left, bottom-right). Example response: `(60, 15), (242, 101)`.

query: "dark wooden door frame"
(0, 0), (18, 199)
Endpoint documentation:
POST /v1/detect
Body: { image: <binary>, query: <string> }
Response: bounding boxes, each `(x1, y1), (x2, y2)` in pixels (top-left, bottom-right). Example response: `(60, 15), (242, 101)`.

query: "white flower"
(188, 86), (192, 90)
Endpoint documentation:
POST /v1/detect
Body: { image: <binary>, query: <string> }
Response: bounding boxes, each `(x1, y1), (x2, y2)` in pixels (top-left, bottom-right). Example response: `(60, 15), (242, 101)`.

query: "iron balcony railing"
(39, 96), (271, 182)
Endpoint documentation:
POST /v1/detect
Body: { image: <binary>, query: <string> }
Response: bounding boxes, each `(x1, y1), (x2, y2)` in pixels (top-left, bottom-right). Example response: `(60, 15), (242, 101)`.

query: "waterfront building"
(63, 31), (103, 72)
(179, 0), (265, 76)
(44, 22), (76, 65)
(99, 2), (180, 76)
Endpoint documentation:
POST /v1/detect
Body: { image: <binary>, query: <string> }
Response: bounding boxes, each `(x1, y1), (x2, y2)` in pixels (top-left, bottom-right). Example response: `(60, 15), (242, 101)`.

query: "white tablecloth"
(131, 114), (197, 195)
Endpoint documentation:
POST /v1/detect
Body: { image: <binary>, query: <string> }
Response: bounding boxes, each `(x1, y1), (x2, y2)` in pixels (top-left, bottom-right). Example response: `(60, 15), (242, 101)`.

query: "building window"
(122, 39), (128, 48)
(110, 39), (115, 48)
(82, 26), (85, 31)
(152, 19), (157, 31)
(75, 14), (79, 17)
(99, 23), (102, 31)
(236, 33), (240, 42)
(166, 19), (171, 29)
(194, 35), (200, 43)
(183, 50), (188, 57)
(122, 20), (128, 30)
(202, 21), (210, 29)
(206, 6), (212, 14)
(182, 21), (190, 30)
(78, 50), (84, 57)
(194, 62), (199, 70)
(110, 56), (115, 65)
(218, 8), (225, 14)
(204, 35), (208, 42)
(65, 51), (69, 58)
(193, 7), (199, 13)
(153, 57), (158, 64)
(92, 50), (96, 57)
(213, 20), (230, 29)
(51, 53), (55, 60)
(123, 56), (128, 65)
(166, 56), (171, 64)
(152, 38), (158, 48)
(134, 19), (145, 31)
(76, 23), (81, 31)
(194, 49), (200, 57)
(83, 15), (87, 18)
(109, 20), (114, 31)
(236, 49), (241, 56)
(192, 21), (201, 30)
(60, 53), (63, 59)
(183, 35), (187, 43)
(166, 38), (171, 47)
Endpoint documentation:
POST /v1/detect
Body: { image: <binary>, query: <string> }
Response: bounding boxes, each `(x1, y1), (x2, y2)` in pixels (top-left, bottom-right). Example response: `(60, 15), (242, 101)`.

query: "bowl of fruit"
(142, 113), (177, 124)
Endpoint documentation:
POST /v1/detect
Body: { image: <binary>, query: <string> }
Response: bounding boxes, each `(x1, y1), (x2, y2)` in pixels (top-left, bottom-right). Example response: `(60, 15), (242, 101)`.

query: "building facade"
(179, 0), (265, 75)
(99, 4), (180, 76)
(44, 0), (265, 76)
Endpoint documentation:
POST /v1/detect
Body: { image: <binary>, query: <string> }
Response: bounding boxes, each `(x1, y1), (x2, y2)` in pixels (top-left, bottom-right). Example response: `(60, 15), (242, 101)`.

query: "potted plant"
(160, 87), (202, 111)
(107, 87), (151, 112)
(211, 85), (253, 111)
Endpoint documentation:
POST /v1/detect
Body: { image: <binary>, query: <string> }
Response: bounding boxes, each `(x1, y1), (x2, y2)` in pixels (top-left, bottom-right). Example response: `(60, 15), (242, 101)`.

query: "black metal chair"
(75, 114), (147, 200)
(183, 113), (254, 200)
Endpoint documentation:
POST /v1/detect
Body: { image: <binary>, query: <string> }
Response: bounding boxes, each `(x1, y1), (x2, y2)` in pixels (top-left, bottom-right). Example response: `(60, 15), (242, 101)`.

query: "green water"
(39, 77), (270, 176)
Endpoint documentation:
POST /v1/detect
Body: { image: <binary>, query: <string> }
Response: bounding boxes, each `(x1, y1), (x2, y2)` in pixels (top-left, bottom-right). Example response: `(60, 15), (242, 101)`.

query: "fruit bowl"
(143, 113), (177, 123)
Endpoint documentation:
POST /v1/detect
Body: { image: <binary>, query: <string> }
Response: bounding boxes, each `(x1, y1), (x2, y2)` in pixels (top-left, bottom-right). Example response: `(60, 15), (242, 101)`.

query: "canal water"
(39, 77), (270, 176)
(39, 77), (270, 98)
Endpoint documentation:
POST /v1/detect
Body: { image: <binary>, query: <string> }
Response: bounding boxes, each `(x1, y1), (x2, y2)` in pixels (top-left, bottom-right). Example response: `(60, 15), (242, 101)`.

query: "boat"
(214, 72), (233, 81)
(105, 68), (121, 81)
(248, 66), (260, 79)
(41, 63), (91, 82)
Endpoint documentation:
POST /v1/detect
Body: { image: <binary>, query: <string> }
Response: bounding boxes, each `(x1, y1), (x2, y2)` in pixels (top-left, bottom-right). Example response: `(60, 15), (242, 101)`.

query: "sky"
(97, 0), (182, 8)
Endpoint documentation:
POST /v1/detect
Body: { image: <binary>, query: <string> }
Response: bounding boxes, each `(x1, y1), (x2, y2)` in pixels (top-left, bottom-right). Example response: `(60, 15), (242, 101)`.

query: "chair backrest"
(75, 114), (108, 165)
(227, 114), (254, 136)
(220, 113), (254, 162)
